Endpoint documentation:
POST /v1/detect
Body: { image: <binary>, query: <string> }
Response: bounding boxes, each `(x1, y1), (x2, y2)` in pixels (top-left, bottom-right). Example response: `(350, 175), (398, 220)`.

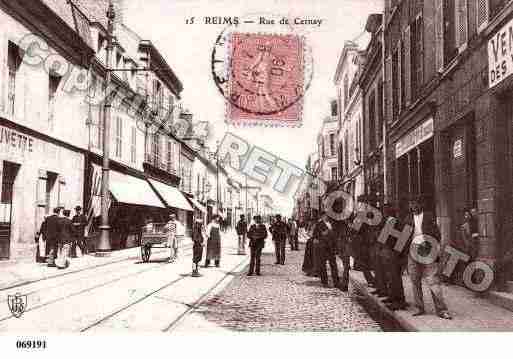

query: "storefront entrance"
(447, 119), (477, 252)
(394, 117), (435, 216)
(0, 161), (19, 259)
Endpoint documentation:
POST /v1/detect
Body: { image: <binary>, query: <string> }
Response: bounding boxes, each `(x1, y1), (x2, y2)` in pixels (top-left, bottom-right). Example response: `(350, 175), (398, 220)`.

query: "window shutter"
(455, 0), (468, 51)
(435, 0), (444, 71)
(403, 26), (411, 106)
(477, 0), (489, 32)
(385, 56), (393, 123)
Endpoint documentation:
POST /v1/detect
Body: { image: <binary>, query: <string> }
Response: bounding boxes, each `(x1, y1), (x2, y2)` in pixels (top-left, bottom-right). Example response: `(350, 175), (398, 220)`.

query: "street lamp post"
(97, 1), (115, 256)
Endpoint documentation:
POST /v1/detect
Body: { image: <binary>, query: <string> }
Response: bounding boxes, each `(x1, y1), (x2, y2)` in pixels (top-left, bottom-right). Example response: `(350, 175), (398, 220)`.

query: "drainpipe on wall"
(381, 13), (388, 205)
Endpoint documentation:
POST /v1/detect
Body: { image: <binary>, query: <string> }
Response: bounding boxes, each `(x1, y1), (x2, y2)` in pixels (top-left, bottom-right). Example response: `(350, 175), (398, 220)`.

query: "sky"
(125, 0), (383, 215)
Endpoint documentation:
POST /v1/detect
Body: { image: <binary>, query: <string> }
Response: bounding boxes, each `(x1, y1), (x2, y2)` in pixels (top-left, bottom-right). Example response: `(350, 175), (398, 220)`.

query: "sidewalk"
(350, 271), (513, 331)
(0, 231), (220, 291)
(0, 246), (171, 291)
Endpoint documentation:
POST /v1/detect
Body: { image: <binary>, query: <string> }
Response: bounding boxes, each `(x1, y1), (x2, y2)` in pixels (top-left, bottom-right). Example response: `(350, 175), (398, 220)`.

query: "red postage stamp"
(224, 32), (306, 126)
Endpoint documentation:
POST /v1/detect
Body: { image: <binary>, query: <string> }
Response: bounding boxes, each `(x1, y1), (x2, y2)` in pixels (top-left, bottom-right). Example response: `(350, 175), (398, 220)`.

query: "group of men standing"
(235, 214), (299, 276)
(37, 206), (87, 269)
(303, 195), (452, 320)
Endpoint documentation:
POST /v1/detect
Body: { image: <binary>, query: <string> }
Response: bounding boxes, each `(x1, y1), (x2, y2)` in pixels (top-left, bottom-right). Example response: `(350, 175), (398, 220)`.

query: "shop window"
(7, 41), (23, 116)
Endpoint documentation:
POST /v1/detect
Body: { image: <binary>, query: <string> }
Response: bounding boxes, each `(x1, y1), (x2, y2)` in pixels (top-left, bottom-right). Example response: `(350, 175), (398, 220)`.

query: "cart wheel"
(141, 245), (151, 263)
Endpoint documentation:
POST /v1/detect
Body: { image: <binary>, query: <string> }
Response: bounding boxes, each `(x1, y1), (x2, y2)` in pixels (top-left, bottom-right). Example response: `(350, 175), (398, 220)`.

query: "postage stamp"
(227, 32), (305, 124)
(211, 14), (313, 127)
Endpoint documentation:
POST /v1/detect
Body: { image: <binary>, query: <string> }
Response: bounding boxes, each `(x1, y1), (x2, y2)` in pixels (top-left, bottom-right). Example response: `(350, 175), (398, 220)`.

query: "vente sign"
(489, 17), (513, 88)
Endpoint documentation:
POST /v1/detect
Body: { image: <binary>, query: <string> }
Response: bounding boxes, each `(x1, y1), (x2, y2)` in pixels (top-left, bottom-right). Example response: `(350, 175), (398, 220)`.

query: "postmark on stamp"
(211, 14), (313, 127)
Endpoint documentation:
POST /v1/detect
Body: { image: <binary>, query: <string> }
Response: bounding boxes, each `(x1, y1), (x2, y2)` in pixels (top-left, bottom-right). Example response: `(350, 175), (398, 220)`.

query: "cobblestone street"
(174, 243), (381, 332)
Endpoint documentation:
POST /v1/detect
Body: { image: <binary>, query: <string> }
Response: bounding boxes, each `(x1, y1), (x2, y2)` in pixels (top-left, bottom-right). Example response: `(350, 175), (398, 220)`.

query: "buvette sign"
(488, 17), (513, 88)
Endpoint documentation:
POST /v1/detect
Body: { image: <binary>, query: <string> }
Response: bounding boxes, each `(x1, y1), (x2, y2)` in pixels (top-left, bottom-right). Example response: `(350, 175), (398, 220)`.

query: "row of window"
(390, 0), (502, 121)
(7, 41), (62, 130)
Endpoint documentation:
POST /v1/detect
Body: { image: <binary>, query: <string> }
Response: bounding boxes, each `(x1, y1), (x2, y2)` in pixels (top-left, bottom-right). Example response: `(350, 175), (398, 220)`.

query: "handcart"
(140, 222), (168, 263)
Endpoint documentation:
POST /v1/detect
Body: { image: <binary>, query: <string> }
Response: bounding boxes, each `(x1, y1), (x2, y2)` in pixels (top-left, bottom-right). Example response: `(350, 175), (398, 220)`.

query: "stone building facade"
(334, 41), (367, 201)
(384, 0), (513, 286)
(0, 0), (94, 261)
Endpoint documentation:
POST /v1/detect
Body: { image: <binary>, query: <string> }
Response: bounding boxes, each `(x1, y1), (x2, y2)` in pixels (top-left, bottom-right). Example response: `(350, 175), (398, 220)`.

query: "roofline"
(333, 41), (359, 85)
(11, 0), (95, 67)
(139, 40), (183, 98)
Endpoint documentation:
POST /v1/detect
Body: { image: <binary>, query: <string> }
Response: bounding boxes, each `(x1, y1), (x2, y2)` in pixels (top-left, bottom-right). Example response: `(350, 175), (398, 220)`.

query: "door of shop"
(0, 162), (19, 259)
(449, 121), (476, 252)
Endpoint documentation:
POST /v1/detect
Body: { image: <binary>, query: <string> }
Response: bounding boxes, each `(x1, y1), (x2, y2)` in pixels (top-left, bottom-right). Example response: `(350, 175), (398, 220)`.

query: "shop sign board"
(395, 117), (434, 159)
(489, 17), (513, 88)
(0, 125), (35, 155)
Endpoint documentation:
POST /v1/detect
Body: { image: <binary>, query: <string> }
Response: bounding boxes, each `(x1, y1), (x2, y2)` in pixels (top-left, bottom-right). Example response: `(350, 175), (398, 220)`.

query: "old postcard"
(0, 0), (512, 354)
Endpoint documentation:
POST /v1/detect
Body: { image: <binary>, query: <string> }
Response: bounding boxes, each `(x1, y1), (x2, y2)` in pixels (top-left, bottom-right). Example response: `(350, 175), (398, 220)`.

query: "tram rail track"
(0, 244), (195, 324)
(80, 248), (248, 332)
(0, 244), (192, 293)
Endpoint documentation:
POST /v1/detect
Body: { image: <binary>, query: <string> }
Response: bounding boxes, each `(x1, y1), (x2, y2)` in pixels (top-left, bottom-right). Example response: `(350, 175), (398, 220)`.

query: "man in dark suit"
(71, 206), (88, 256)
(271, 214), (288, 265)
(56, 209), (74, 269)
(313, 211), (341, 289)
(236, 214), (248, 255)
(45, 207), (62, 267)
(379, 204), (408, 311)
(247, 215), (268, 276)
(405, 196), (452, 319)
(333, 217), (351, 291)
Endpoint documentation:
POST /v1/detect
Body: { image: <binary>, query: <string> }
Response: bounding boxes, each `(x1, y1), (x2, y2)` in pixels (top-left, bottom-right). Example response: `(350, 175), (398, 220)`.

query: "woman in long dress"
(205, 215), (222, 267)
(191, 217), (205, 276)
(302, 218), (318, 276)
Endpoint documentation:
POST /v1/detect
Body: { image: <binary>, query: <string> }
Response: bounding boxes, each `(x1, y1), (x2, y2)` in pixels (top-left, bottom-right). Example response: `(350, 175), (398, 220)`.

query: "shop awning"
(187, 197), (206, 213)
(109, 171), (166, 208)
(148, 179), (193, 211)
